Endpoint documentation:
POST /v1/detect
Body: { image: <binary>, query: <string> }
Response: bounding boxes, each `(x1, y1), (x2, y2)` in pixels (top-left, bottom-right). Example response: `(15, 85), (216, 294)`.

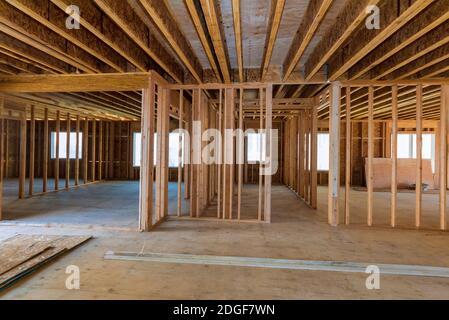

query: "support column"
(139, 80), (155, 231)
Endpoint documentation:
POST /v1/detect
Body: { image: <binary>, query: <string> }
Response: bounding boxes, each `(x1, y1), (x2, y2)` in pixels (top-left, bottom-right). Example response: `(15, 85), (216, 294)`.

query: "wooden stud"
(258, 88), (264, 221)
(264, 84), (273, 223)
(367, 86), (374, 227)
(65, 113), (70, 189)
(178, 89), (183, 217)
(92, 120), (96, 182)
(109, 121), (114, 179)
(328, 83), (341, 226)
(311, 101), (318, 209)
(43, 108), (48, 193)
(75, 115), (80, 186)
(416, 85), (423, 228)
(54, 110), (60, 191)
(0, 96), (3, 219)
(345, 87), (351, 224)
(139, 80), (155, 231)
(99, 121), (103, 181)
(83, 117), (88, 184)
(440, 85), (448, 230)
(391, 85), (398, 227)
(29, 105), (35, 196)
(217, 89), (222, 218)
(237, 88), (243, 220)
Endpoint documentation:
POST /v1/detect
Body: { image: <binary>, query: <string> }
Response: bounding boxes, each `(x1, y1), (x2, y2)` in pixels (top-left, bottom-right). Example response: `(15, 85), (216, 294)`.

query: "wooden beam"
(184, 0), (222, 82)
(7, 0), (129, 72)
(416, 85), (423, 228)
(328, 0), (433, 80)
(0, 1), (111, 73)
(199, 0), (231, 83)
(261, 0), (286, 80)
(135, 0), (203, 83)
(282, 0), (332, 81)
(328, 83), (341, 226)
(231, 0), (244, 82)
(28, 105), (35, 196)
(391, 85), (398, 228)
(304, 0), (380, 80)
(139, 80), (155, 231)
(349, 1), (449, 79)
(0, 73), (151, 93)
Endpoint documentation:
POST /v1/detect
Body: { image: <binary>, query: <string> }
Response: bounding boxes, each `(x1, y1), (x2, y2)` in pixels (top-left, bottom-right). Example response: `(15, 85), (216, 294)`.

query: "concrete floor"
(1, 182), (449, 299)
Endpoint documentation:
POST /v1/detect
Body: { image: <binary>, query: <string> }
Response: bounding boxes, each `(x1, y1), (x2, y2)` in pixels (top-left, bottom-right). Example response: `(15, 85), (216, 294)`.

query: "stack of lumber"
(0, 234), (91, 290)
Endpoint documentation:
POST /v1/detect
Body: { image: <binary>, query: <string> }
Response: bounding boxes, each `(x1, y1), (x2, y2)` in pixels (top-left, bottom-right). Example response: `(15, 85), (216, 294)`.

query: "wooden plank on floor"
(0, 235), (91, 290)
(104, 251), (449, 278)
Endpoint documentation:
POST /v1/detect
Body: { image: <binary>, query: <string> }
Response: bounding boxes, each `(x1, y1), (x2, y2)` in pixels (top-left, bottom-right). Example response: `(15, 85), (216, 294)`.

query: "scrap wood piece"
(104, 251), (449, 278)
(0, 235), (55, 276)
(0, 235), (91, 290)
(0, 247), (66, 290)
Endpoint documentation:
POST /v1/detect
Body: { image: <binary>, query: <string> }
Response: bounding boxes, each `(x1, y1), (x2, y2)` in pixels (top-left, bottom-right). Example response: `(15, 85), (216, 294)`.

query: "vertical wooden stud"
(415, 85), (423, 228)
(391, 85), (398, 227)
(328, 83), (341, 226)
(29, 105), (35, 196)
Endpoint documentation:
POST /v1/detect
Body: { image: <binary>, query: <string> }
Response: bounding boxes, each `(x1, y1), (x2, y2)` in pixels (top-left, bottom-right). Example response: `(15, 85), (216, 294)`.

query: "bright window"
(133, 132), (184, 168)
(396, 133), (435, 172)
(317, 133), (329, 171)
(50, 132), (82, 159)
(247, 132), (266, 162)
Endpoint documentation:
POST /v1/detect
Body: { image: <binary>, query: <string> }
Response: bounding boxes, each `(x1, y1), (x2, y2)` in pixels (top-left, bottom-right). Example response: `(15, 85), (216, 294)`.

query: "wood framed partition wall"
(323, 80), (449, 230)
(0, 72), (277, 230)
(167, 83), (275, 223)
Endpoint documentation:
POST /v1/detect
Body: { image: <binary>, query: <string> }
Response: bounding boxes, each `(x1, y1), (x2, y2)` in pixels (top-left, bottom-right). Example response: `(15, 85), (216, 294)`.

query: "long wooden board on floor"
(0, 235), (91, 290)
(104, 251), (449, 278)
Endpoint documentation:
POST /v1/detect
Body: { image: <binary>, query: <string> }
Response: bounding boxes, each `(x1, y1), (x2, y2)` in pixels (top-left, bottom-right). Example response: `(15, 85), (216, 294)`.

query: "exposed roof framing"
(327, 0), (433, 81)
(231, 0), (244, 82)
(199, 0), (232, 83)
(260, 0), (286, 81)
(53, 0), (184, 82)
(348, 0), (449, 79)
(368, 20), (449, 80)
(282, 0), (332, 81)
(136, 0), (204, 83)
(184, 0), (222, 82)
(304, 0), (381, 81)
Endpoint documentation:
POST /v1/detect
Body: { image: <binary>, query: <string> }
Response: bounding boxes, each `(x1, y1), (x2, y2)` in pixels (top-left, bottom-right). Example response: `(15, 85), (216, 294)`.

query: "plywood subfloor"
(1, 185), (449, 299)
(2, 180), (188, 230)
